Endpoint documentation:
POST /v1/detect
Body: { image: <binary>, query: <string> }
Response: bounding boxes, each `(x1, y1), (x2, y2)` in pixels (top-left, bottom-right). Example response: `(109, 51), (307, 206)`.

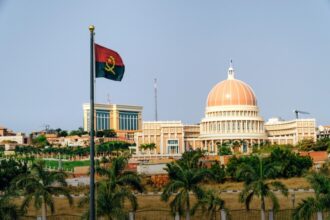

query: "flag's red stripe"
(94, 44), (124, 66)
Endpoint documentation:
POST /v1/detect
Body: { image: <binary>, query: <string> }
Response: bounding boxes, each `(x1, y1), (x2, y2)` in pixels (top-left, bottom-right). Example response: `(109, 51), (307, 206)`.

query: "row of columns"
(201, 139), (263, 153)
(207, 110), (258, 118)
(202, 120), (264, 134)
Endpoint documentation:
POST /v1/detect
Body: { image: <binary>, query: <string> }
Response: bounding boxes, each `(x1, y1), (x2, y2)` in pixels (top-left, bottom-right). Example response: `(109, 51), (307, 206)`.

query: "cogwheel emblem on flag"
(105, 56), (116, 75)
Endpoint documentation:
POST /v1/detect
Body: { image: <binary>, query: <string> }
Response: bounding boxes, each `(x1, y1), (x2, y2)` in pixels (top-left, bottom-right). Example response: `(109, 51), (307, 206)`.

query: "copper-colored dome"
(207, 67), (257, 107)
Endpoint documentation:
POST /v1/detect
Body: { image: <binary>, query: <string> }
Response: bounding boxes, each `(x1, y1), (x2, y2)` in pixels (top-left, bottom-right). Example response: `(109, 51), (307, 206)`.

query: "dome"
(207, 64), (257, 107)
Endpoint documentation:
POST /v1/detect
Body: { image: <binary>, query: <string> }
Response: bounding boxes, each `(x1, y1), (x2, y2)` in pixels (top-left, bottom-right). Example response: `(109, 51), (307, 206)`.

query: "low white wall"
(137, 163), (167, 175)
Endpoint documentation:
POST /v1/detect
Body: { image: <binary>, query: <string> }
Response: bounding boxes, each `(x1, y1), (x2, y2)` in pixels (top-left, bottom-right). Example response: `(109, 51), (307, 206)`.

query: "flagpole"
(88, 24), (96, 220)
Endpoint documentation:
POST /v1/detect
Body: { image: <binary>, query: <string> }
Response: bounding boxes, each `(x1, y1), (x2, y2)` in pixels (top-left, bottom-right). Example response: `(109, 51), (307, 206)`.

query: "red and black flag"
(94, 44), (125, 81)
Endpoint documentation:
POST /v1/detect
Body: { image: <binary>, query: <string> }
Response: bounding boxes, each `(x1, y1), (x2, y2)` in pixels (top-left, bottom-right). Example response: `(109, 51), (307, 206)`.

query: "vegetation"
(43, 159), (90, 170)
(1, 144), (328, 219)
(226, 147), (313, 180)
(12, 160), (73, 220)
(0, 158), (29, 191)
(140, 143), (156, 154)
(209, 162), (226, 183)
(0, 194), (22, 220)
(191, 190), (226, 220)
(161, 150), (210, 220)
(252, 144), (293, 154)
(32, 135), (49, 148)
(317, 137), (330, 152)
(293, 173), (330, 220)
(297, 138), (330, 152)
(68, 127), (88, 137)
(237, 156), (288, 220)
(15, 145), (41, 155)
(97, 141), (130, 155)
(96, 129), (117, 138)
(58, 130), (68, 137)
(268, 147), (313, 178)
(80, 156), (143, 219)
(14, 141), (130, 157)
(217, 143), (232, 155)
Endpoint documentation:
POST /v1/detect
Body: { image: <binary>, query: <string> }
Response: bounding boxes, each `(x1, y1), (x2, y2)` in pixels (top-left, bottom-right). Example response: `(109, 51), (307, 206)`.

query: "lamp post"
(291, 192), (296, 208)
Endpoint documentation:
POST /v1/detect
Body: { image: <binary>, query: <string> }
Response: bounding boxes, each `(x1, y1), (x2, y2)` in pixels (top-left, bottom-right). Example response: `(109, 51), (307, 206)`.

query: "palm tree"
(12, 160), (73, 220)
(0, 195), (22, 220)
(237, 156), (288, 220)
(97, 181), (137, 220)
(191, 190), (226, 220)
(80, 156), (143, 218)
(293, 173), (330, 220)
(79, 180), (138, 220)
(96, 156), (143, 193)
(147, 143), (156, 154)
(161, 159), (210, 220)
(140, 143), (156, 155)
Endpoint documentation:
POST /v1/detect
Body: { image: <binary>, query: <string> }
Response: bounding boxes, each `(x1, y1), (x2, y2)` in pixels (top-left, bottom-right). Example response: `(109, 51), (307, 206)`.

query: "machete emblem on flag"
(95, 43), (125, 81)
(105, 56), (116, 75)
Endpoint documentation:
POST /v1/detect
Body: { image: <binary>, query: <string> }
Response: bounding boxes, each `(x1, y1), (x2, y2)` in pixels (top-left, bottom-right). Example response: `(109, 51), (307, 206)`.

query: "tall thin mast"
(88, 25), (96, 220)
(154, 78), (158, 121)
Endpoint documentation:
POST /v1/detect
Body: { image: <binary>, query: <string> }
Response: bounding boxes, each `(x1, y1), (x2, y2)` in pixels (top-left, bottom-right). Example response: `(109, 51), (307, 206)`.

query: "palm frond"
(270, 181), (288, 196)
(293, 197), (320, 220)
(267, 191), (280, 211)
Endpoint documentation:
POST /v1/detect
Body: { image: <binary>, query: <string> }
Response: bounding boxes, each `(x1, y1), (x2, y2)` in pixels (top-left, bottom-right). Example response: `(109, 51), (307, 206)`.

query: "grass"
(202, 177), (310, 191)
(43, 160), (90, 170)
(19, 191), (315, 219)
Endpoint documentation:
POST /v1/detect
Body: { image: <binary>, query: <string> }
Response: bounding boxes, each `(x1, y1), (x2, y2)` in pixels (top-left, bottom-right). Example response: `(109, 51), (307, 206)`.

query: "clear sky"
(0, 0), (329, 133)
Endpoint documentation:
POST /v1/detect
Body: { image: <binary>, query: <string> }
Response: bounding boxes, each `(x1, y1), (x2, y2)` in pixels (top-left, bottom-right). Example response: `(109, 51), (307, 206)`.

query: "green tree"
(315, 137), (330, 151)
(217, 144), (232, 155)
(0, 146), (4, 156)
(191, 190), (226, 220)
(58, 130), (68, 137)
(96, 181), (137, 220)
(13, 161), (73, 220)
(81, 156), (143, 219)
(297, 138), (316, 151)
(32, 135), (49, 148)
(96, 156), (143, 192)
(15, 145), (41, 156)
(96, 130), (105, 137)
(161, 150), (210, 220)
(267, 147), (312, 178)
(103, 129), (117, 138)
(209, 162), (226, 183)
(69, 127), (88, 137)
(226, 155), (260, 180)
(0, 194), (22, 220)
(293, 173), (330, 220)
(140, 143), (156, 154)
(0, 158), (29, 191)
(237, 156), (288, 220)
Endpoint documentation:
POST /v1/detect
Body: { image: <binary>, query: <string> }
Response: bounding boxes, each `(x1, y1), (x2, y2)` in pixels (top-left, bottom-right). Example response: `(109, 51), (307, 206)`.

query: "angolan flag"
(94, 43), (125, 81)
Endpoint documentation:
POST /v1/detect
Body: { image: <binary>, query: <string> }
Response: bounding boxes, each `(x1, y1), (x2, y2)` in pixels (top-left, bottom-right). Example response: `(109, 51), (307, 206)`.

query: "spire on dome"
(227, 60), (235, 80)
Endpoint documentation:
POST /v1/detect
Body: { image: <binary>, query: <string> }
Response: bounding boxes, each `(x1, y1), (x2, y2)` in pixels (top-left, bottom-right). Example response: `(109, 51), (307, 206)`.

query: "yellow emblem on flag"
(105, 56), (116, 75)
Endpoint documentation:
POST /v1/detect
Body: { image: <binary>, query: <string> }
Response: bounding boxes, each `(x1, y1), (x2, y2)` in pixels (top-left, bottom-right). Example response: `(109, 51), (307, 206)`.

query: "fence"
(20, 209), (330, 220)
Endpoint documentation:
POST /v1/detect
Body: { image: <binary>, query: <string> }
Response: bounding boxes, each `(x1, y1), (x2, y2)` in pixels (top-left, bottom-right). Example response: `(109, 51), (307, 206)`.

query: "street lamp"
(291, 192), (296, 208)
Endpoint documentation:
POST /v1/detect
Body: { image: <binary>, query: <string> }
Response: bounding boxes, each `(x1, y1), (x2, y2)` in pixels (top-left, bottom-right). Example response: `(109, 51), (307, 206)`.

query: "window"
(86, 110), (110, 131)
(119, 111), (139, 130)
(167, 139), (179, 154)
(96, 110), (110, 131)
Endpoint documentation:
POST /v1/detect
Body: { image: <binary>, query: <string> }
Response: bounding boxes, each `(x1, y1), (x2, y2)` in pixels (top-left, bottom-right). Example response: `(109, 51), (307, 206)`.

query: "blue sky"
(0, 0), (329, 133)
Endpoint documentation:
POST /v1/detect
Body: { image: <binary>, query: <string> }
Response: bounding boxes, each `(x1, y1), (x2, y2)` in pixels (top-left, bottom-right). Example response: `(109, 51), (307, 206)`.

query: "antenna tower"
(107, 93), (111, 104)
(154, 78), (158, 121)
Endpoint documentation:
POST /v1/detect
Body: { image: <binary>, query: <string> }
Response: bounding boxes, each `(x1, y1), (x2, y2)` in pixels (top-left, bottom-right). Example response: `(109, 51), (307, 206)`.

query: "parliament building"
(134, 63), (316, 156)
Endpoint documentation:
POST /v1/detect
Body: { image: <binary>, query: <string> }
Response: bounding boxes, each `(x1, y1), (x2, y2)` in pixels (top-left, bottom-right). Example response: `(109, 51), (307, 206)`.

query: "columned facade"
(199, 63), (267, 154)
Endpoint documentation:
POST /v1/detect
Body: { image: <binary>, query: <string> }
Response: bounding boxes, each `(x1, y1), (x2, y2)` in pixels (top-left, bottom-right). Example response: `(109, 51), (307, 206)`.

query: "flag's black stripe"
(95, 62), (125, 81)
